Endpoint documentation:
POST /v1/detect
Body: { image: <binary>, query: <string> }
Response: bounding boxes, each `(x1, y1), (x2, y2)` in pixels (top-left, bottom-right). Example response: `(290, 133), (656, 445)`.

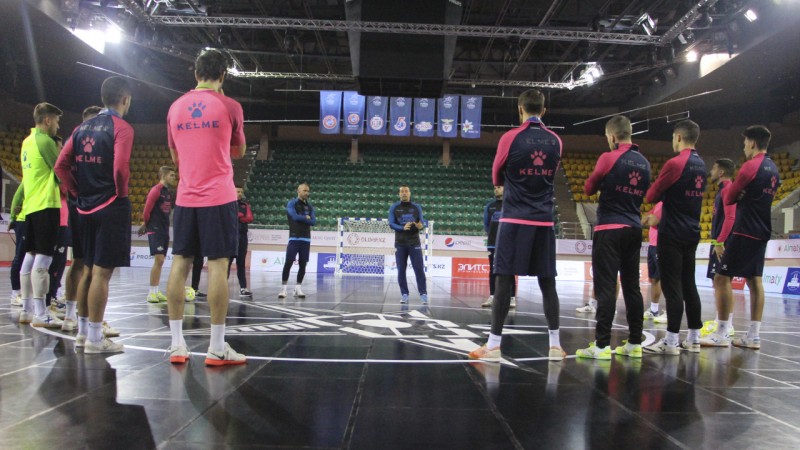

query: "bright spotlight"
(744, 9), (757, 22)
(686, 50), (699, 62)
(105, 26), (121, 44)
(228, 66), (240, 75)
(74, 28), (105, 54)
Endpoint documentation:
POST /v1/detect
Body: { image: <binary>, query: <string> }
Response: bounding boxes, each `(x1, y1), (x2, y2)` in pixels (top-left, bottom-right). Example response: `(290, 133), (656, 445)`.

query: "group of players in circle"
(8, 48), (778, 367)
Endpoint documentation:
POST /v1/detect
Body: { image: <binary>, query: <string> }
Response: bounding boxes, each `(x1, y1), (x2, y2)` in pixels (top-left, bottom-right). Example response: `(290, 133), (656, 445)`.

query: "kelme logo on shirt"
(531, 150), (546, 166)
(82, 136), (95, 153)
(629, 171), (642, 186)
(189, 102), (206, 118)
(695, 175), (703, 189)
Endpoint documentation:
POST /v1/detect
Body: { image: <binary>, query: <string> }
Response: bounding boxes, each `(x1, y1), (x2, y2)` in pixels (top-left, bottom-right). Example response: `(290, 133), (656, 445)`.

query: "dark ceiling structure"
(1, 0), (798, 137)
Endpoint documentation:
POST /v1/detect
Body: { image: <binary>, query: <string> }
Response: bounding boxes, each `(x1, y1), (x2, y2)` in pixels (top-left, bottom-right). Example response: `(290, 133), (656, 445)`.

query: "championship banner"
(342, 91), (365, 135)
(366, 96), (388, 135)
(389, 97), (412, 136)
(437, 95), (458, 138)
(413, 98), (435, 137)
(319, 91), (342, 134)
(460, 95), (482, 139)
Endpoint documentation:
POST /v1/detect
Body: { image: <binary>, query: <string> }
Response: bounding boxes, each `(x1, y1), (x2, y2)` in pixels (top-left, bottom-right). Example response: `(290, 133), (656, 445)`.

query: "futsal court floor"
(1, 268), (799, 449)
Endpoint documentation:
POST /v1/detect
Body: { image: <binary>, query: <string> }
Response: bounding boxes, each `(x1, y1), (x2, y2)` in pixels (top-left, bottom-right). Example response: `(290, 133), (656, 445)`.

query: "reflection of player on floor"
(55, 78), (135, 353)
(702, 126), (779, 350)
(642, 201), (666, 323)
(279, 183), (315, 298)
(482, 185), (516, 308)
(699, 159), (737, 343)
(229, 186), (254, 298)
(139, 166), (176, 303)
(469, 89), (565, 362)
(164, 49), (247, 366)
(389, 185), (427, 304)
(576, 115), (651, 360)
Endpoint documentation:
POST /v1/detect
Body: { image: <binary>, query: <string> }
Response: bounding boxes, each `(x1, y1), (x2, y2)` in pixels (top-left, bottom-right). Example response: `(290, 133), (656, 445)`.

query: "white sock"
(650, 303), (659, 313)
(88, 321), (103, 343)
(715, 312), (720, 321)
(65, 301), (77, 320)
(548, 329), (560, 348)
(33, 298), (46, 317)
(78, 316), (88, 336)
(210, 324), (225, 353)
(589, 299), (598, 308)
(169, 319), (185, 348)
(718, 321), (729, 336)
(665, 331), (680, 346)
(487, 333), (502, 349)
(22, 298), (33, 313)
(11, 289), (19, 298)
(687, 328), (700, 343)
(727, 313), (734, 328)
(748, 321), (761, 338)
(149, 286), (158, 295)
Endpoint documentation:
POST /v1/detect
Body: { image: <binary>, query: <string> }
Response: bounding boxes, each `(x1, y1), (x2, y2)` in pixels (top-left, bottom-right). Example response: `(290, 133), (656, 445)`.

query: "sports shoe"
(205, 343), (246, 366)
(84, 337), (124, 354)
(510, 297), (517, 308)
(184, 287), (196, 303)
(61, 318), (77, 332)
(653, 310), (668, 324)
(49, 301), (66, 320)
(468, 345), (502, 362)
(679, 340), (701, 353)
(294, 286), (306, 298)
(701, 319), (736, 337)
(194, 291), (207, 299)
(169, 345), (190, 364)
(75, 335), (86, 348)
(103, 321), (120, 337)
(420, 294), (428, 304)
(278, 287), (287, 298)
(18, 311), (34, 324)
(400, 294), (409, 304)
(700, 333), (731, 347)
(156, 292), (168, 302)
(576, 342), (612, 360)
(643, 338), (680, 355)
(576, 304), (596, 313)
(614, 340), (643, 358)
(10, 294), (23, 307)
(549, 346), (567, 361)
(146, 293), (162, 304)
(732, 333), (761, 350)
(481, 295), (493, 308)
(32, 313), (63, 329)
(643, 310), (655, 320)
(240, 288), (253, 298)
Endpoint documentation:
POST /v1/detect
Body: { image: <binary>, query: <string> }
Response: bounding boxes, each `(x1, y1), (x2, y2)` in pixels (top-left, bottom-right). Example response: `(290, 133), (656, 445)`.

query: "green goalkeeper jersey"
(20, 127), (60, 214)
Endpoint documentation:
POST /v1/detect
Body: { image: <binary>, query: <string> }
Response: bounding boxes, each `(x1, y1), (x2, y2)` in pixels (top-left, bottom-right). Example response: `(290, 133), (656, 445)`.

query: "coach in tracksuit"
(389, 185), (427, 305)
(279, 183), (316, 298)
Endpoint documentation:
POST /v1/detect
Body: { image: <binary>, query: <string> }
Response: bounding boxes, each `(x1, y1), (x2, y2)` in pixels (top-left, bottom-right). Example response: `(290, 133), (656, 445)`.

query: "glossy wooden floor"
(1, 269), (799, 449)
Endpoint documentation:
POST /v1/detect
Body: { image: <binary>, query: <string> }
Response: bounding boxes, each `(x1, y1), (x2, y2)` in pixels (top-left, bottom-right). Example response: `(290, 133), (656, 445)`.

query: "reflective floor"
(1, 268), (799, 449)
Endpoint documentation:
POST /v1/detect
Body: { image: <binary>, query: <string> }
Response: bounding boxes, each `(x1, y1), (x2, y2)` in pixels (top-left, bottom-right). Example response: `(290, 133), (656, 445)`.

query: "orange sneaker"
(169, 345), (190, 364)
(468, 345), (502, 362)
(548, 346), (567, 361)
(205, 343), (247, 366)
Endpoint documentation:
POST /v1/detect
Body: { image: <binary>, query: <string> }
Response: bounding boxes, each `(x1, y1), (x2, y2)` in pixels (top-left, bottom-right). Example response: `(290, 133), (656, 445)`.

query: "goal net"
(335, 217), (434, 277)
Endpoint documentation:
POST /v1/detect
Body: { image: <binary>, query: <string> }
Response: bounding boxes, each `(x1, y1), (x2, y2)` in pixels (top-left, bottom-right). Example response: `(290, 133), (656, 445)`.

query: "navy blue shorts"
(647, 245), (660, 280)
(285, 240), (311, 264)
(717, 234), (766, 278)
(81, 197), (132, 268)
(707, 244), (721, 279)
(148, 232), (170, 256)
(68, 202), (84, 259)
(172, 202), (238, 259)
(24, 208), (60, 256)
(57, 226), (72, 249)
(493, 222), (557, 277)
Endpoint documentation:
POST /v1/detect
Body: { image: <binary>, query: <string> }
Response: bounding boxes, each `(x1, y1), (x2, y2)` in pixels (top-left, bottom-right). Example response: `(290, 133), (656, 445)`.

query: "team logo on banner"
(322, 115), (338, 129)
(369, 115), (384, 130)
(415, 122), (433, 133)
(441, 119), (454, 133)
(347, 113), (360, 125)
(462, 120), (474, 133)
(394, 117), (407, 131)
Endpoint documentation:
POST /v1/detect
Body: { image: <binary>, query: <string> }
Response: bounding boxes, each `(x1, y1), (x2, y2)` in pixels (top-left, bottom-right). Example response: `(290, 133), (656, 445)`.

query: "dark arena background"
(1, 1), (800, 448)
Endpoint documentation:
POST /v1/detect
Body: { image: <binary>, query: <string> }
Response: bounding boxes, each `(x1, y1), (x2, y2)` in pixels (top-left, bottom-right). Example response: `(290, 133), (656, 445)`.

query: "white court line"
(741, 370), (800, 389)
(760, 339), (800, 349)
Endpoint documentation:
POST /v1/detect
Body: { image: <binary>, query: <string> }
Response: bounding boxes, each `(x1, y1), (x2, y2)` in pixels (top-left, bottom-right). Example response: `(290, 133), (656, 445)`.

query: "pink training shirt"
(167, 89), (245, 207)
(648, 201), (662, 246)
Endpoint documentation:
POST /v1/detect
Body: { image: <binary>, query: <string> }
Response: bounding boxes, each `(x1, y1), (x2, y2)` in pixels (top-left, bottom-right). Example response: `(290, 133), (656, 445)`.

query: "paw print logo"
(695, 175), (704, 189)
(771, 176), (777, 188)
(188, 102), (206, 119)
(629, 171), (642, 186)
(531, 150), (546, 166)
(81, 136), (95, 153)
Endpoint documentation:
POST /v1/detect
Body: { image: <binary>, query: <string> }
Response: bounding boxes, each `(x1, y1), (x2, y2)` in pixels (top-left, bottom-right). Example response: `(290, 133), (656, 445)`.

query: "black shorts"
(286, 240), (311, 263)
(24, 208), (61, 256)
(172, 202), (238, 259)
(68, 202), (84, 259)
(717, 234), (767, 278)
(707, 244), (721, 279)
(81, 197), (132, 268)
(148, 233), (170, 256)
(647, 245), (660, 280)
(56, 226), (72, 250)
(493, 222), (557, 277)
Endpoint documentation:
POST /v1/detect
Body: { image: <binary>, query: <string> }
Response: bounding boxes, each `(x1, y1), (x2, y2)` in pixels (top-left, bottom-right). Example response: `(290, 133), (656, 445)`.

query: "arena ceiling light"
(635, 13), (657, 36)
(686, 50), (699, 62)
(744, 9), (758, 22)
(579, 63), (604, 84)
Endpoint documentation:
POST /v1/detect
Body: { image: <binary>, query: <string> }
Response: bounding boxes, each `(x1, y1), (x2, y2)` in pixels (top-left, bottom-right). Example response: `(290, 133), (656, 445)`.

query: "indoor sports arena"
(1, 1), (799, 448)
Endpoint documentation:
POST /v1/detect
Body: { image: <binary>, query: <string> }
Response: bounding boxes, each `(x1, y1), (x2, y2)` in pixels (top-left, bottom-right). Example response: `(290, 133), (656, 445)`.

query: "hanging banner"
(437, 95), (459, 138)
(342, 91), (365, 135)
(413, 98), (435, 137)
(460, 95), (482, 139)
(389, 97), (412, 136)
(319, 91), (342, 134)
(366, 96), (388, 135)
